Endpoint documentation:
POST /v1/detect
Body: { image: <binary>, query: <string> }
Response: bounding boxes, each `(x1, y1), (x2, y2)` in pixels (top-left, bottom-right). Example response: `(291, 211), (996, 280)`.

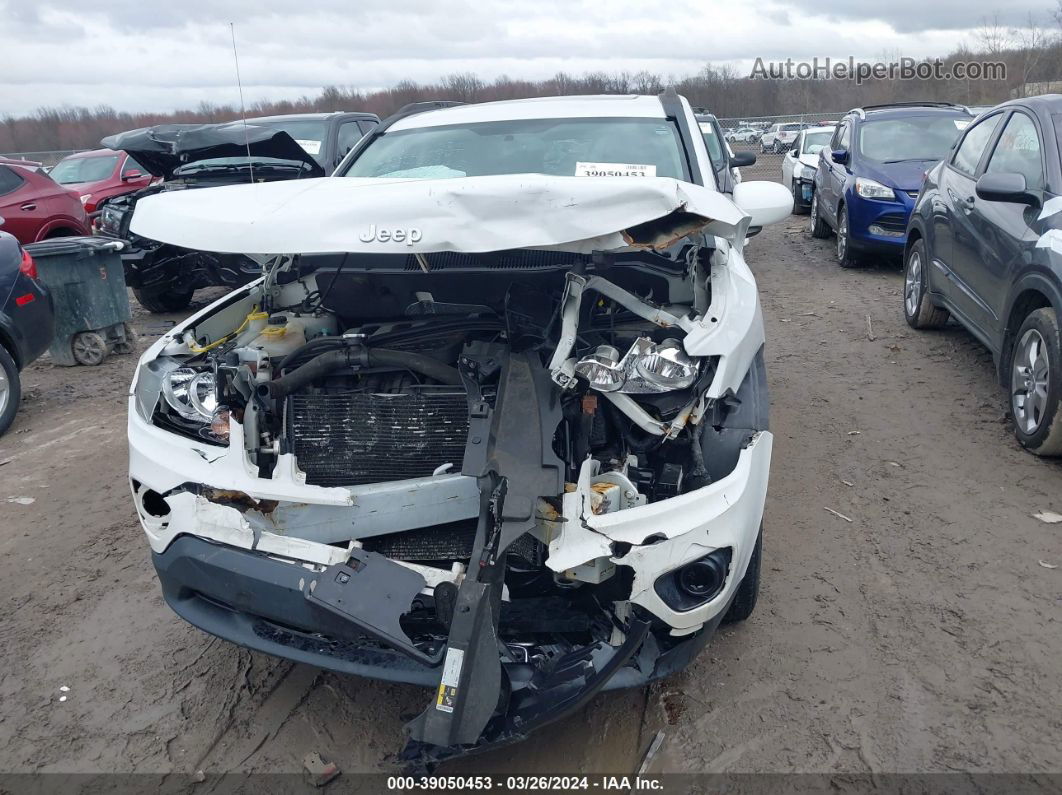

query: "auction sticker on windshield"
(575, 162), (657, 177)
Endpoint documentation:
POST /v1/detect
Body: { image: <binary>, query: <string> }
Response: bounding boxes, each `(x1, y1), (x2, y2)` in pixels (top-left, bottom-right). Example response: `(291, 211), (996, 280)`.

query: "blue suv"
(810, 102), (973, 267)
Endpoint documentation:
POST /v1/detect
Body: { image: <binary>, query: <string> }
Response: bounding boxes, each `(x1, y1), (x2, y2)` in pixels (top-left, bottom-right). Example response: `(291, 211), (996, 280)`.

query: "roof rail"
(846, 101), (969, 119)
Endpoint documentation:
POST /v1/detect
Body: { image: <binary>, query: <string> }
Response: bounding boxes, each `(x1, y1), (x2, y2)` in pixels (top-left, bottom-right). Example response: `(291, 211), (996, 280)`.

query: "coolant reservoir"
(247, 314), (309, 359)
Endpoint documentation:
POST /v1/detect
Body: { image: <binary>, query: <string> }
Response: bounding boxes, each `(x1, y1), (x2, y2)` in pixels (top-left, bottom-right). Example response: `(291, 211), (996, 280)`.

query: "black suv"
(99, 112), (378, 312)
(903, 95), (1062, 456)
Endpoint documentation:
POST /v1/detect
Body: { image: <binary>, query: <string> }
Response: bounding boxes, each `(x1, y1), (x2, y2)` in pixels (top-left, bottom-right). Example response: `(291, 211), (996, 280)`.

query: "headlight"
(855, 177), (895, 200)
(797, 164), (815, 180)
(162, 368), (218, 421)
(575, 337), (700, 394)
(574, 345), (625, 392)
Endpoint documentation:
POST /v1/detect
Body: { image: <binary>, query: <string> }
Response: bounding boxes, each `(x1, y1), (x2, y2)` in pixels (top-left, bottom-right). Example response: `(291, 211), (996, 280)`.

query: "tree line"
(3, 18), (1061, 155)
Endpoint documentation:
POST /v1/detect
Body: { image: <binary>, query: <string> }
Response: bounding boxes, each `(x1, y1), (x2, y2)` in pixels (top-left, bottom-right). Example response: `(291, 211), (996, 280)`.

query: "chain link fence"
(718, 113), (844, 183)
(0, 149), (89, 168)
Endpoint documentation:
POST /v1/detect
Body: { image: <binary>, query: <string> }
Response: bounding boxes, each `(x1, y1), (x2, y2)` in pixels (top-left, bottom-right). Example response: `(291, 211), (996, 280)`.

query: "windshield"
(342, 117), (689, 181)
(50, 155), (118, 184)
(802, 131), (833, 154)
(251, 119), (328, 160)
(859, 114), (970, 162)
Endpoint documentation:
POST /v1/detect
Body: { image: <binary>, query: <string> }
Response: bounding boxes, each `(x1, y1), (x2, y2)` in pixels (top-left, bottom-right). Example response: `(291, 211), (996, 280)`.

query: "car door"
(0, 166), (43, 243)
(782, 132), (800, 189)
(820, 120), (850, 224)
(942, 111), (1008, 337)
(963, 110), (1047, 340)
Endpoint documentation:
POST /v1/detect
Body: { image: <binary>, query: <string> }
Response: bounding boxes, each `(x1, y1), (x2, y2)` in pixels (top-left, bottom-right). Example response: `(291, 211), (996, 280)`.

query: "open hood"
(101, 123), (325, 180)
(129, 174), (751, 256)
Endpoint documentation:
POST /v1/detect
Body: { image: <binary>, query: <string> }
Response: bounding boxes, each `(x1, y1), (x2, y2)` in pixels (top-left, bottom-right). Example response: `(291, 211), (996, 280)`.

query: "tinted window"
(336, 121), (366, 161)
(951, 114), (1002, 176)
(50, 154), (119, 184)
(860, 113), (969, 162)
(342, 117), (689, 181)
(986, 113), (1044, 190)
(0, 165), (25, 196)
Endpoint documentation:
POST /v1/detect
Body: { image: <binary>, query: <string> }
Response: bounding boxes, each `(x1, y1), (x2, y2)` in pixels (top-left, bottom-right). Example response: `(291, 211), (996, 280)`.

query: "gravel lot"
(0, 215), (1059, 780)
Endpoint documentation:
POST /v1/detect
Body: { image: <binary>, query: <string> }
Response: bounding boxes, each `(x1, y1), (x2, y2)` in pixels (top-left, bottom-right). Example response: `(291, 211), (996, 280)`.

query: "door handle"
(20, 203), (36, 211)
(960, 195), (975, 213)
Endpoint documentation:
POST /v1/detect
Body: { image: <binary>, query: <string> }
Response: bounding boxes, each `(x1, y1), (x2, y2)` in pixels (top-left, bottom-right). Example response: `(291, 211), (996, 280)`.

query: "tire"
(903, 239), (949, 329)
(809, 192), (831, 239)
(71, 331), (108, 366)
(835, 205), (859, 268)
(723, 527), (761, 624)
(133, 287), (194, 314)
(792, 183), (809, 215)
(0, 345), (21, 437)
(1009, 307), (1062, 456)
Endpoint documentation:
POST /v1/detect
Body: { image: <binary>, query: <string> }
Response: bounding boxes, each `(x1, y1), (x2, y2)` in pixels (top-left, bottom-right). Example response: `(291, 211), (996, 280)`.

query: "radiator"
(288, 389), (468, 486)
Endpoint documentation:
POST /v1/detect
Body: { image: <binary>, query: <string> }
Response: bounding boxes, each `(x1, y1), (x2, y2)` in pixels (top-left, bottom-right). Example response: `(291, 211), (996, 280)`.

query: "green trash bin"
(23, 236), (135, 366)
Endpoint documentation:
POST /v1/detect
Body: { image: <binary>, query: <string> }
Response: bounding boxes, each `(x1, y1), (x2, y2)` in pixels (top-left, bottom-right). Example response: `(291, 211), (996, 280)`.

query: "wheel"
(809, 192), (831, 239)
(1009, 307), (1062, 456)
(0, 345), (20, 437)
(903, 239), (949, 329)
(792, 183), (809, 215)
(133, 287), (194, 313)
(71, 331), (108, 366)
(835, 206), (859, 268)
(723, 528), (761, 624)
(112, 322), (137, 355)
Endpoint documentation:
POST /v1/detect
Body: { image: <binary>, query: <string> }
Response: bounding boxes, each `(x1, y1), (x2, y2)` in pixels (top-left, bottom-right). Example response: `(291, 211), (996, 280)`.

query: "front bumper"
(793, 177), (814, 209)
(847, 190), (915, 253)
(151, 533), (726, 691)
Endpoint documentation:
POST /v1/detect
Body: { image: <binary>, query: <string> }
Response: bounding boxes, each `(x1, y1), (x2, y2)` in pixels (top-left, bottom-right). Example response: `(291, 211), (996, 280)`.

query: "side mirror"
(733, 180), (793, 228)
(730, 151), (756, 167)
(975, 172), (1039, 206)
(122, 170), (143, 181)
(830, 149), (849, 165)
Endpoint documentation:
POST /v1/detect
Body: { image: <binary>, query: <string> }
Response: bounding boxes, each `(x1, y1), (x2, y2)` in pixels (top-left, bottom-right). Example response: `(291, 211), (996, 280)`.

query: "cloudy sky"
(0, 0), (1050, 116)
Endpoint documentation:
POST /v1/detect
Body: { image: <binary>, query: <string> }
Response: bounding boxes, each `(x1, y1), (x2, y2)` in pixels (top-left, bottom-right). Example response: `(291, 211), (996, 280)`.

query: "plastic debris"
(6, 496), (35, 505)
(1033, 511), (1062, 524)
(59, 686), (69, 692)
(1039, 560), (1058, 569)
(824, 507), (853, 523)
(58, 695), (67, 702)
(303, 751), (340, 787)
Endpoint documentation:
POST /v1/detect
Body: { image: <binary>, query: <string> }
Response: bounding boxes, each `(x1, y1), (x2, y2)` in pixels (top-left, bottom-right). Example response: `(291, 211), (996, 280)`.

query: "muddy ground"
(0, 216), (1059, 782)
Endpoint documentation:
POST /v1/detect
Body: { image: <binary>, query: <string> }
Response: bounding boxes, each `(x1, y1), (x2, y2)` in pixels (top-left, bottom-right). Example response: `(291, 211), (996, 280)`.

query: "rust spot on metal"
(202, 487), (279, 515)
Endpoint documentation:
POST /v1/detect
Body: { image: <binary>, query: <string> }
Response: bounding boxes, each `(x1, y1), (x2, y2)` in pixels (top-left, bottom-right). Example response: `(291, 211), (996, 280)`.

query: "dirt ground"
(1, 216), (1060, 781)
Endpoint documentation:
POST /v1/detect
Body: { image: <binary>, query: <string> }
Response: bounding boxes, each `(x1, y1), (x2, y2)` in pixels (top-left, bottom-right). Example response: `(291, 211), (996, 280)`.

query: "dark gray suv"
(903, 95), (1062, 456)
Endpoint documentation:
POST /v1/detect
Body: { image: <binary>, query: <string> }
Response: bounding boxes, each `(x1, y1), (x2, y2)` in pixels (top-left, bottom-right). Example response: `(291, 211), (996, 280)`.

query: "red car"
(0, 160), (91, 244)
(49, 148), (153, 217)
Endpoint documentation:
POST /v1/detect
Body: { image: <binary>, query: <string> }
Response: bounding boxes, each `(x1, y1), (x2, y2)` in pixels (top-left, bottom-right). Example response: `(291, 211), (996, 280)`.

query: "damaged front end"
(128, 175), (772, 764)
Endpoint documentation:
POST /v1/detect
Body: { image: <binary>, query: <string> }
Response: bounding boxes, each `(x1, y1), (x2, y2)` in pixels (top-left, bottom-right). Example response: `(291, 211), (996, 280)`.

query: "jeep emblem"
(359, 224), (423, 246)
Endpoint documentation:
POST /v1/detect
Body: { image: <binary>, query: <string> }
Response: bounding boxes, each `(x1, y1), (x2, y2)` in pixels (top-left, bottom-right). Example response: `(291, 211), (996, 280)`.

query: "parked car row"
(785, 97), (1061, 457)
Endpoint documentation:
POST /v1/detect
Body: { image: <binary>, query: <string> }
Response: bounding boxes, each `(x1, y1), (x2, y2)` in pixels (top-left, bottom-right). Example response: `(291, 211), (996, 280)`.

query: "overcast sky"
(0, 0), (1050, 116)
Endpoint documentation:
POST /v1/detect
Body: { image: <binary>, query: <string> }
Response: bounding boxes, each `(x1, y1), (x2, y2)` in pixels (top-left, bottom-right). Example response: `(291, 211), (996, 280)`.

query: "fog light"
(678, 557), (727, 598)
(868, 224), (904, 238)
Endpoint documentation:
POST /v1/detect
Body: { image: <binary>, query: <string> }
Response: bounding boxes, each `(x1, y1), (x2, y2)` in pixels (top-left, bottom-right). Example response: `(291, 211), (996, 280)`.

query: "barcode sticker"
(435, 648), (465, 713)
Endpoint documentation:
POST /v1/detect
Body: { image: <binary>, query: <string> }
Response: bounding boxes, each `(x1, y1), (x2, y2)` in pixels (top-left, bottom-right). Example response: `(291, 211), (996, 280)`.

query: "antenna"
(229, 22), (254, 183)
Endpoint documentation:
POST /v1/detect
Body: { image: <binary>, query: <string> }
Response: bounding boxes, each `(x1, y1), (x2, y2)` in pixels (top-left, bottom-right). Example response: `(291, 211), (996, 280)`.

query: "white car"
(760, 122), (806, 153)
(126, 92), (791, 763)
(727, 126), (760, 143)
(781, 125), (837, 214)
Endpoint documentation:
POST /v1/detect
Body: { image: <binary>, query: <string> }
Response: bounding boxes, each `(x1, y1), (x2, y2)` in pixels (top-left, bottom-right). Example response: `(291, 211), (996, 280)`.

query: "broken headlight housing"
(157, 367), (229, 443)
(576, 337), (699, 394)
